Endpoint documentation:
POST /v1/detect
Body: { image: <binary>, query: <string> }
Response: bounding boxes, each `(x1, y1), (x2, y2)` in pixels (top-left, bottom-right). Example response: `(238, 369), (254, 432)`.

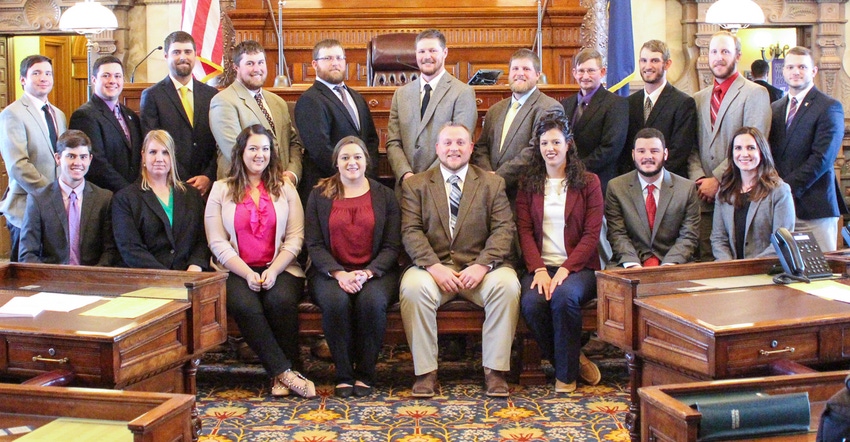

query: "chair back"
(367, 33), (419, 86)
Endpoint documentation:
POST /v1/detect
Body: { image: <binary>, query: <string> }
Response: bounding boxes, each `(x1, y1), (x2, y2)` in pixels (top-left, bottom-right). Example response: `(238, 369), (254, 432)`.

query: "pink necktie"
(113, 105), (131, 142)
(786, 97), (798, 129)
(68, 190), (81, 265)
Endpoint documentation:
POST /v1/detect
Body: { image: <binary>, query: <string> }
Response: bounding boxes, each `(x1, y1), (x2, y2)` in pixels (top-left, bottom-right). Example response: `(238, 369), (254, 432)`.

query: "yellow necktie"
(499, 101), (521, 152)
(179, 86), (194, 126)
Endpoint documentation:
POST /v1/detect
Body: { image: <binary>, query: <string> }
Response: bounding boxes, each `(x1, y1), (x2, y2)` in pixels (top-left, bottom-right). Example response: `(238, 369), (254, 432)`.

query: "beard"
(172, 61), (193, 78)
(636, 160), (664, 178)
(510, 77), (536, 95)
(316, 65), (344, 84)
(711, 61), (736, 81)
(238, 72), (266, 90)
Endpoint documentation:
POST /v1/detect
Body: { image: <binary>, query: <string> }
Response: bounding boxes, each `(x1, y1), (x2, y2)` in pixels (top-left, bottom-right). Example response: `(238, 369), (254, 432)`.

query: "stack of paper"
(0, 292), (102, 318)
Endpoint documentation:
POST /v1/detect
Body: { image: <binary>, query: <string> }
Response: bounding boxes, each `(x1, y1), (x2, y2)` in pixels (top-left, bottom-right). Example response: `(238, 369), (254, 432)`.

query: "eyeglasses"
(575, 68), (599, 75)
(315, 56), (346, 62)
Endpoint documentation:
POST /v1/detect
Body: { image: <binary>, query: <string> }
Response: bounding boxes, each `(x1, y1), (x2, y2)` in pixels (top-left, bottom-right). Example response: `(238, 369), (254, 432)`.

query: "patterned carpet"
(196, 338), (631, 441)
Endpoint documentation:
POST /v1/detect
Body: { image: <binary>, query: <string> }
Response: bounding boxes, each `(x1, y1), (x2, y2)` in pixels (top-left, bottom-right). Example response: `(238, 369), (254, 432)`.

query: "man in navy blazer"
(140, 31), (218, 196)
(294, 39), (379, 204)
(769, 46), (846, 251)
(20, 130), (116, 266)
(69, 55), (142, 192)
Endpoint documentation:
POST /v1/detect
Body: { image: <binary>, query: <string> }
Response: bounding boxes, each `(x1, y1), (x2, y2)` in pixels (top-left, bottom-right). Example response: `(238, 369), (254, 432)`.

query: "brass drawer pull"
(759, 346), (795, 356)
(32, 355), (69, 364)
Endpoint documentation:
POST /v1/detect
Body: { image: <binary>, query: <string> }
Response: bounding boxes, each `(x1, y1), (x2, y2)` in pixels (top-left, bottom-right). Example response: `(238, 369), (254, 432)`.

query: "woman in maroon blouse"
(305, 136), (401, 398)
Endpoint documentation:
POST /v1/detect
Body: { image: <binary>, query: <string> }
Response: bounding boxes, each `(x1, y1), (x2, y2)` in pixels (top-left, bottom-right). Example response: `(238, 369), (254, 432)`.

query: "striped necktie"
(448, 174), (461, 236)
(786, 97), (798, 129)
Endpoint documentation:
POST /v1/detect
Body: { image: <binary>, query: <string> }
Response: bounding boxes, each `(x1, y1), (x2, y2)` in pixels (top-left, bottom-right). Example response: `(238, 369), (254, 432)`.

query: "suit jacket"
(112, 182), (209, 270)
(401, 165), (514, 269)
(605, 169), (701, 265)
(0, 95), (67, 227)
(472, 88), (563, 195)
(69, 95), (142, 192)
(561, 87), (628, 194)
(386, 73), (477, 182)
(304, 179), (400, 277)
(515, 172), (603, 273)
(209, 80), (303, 180)
(294, 81), (379, 201)
(754, 79), (784, 103)
(768, 87), (847, 220)
(20, 180), (116, 266)
(140, 76), (219, 183)
(204, 179), (305, 278)
(624, 83), (697, 178)
(711, 181), (795, 260)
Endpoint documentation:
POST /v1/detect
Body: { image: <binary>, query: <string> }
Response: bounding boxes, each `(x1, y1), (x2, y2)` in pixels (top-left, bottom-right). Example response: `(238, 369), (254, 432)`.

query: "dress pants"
(310, 267), (399, 386)
(795, 216), (839, 252)
(6, 224), (20, 262)
(520, 267), (596, 383)
(226, 269), (304, 377)
(399, 265), (520, 375)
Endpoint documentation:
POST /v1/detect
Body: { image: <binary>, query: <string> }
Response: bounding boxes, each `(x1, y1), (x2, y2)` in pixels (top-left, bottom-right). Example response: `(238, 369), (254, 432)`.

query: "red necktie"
(710, 85), (722, 130)
(643, 183), (660, 267)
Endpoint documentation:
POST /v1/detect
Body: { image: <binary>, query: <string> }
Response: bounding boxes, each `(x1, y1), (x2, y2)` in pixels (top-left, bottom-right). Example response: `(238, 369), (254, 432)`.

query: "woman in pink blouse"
(204, 125), (315, 398)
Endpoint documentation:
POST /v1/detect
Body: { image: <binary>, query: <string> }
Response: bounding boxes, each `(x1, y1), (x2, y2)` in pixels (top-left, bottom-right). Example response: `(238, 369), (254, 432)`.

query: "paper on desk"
(681, 274), (777, 292)
(121, 286), (187, 300)
(80, 297), (171, 318)
(0, 296), (43, 317)
(17, 417), (131, 441)
(28, 292), (102, 312)
(788, 280), (850, 303)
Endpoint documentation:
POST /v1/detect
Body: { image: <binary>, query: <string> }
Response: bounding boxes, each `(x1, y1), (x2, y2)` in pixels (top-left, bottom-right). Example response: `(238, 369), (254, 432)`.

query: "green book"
(693, 392), (810, 441)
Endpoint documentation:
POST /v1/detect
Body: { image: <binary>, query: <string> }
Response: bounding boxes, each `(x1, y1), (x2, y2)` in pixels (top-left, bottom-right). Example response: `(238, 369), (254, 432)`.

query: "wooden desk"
(639, 370), (850, 442)
(0, 383), (194, 441)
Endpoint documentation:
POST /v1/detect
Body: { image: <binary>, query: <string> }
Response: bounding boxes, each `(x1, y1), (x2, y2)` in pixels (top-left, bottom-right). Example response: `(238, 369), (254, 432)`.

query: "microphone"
(130, 46), (163, 83)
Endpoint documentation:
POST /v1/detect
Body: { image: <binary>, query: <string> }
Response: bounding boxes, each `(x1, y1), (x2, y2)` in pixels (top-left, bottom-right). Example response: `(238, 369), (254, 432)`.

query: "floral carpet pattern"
(196, 340), (631, 441)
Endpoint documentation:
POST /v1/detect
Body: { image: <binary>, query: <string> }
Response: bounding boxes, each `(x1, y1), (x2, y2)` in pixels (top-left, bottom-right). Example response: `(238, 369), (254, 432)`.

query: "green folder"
(693, 392), (810, 441)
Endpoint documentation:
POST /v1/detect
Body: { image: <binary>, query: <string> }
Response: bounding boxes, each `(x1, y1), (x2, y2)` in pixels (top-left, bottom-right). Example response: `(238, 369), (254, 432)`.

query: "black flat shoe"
(334, 385), (354, 398)
(353, 385), (373, 397)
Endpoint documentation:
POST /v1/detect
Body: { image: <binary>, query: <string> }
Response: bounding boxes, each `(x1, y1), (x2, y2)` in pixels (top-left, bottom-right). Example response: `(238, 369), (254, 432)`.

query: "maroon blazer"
(516, 172), (603, 274)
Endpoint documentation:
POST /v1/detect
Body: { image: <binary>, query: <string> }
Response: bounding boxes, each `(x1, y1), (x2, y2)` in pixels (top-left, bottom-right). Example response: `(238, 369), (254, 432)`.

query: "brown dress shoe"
(411, 371), (438, 398)
(484, 368), (510, 397)
(579, 352), (602, 386)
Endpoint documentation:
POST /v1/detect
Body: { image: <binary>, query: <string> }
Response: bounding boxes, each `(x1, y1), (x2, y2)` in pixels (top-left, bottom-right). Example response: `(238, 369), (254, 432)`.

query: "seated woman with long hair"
(112, 130), (209, 270)
(711, 126), (795, 260)
(305, 136), (400, 398)
(205, 125), (315, 398)
(516, 110), (603, 393)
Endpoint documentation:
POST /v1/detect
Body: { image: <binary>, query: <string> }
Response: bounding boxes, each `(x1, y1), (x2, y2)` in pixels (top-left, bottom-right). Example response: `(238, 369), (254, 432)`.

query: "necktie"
(643, 183), (660, 267)
(573, 100), (586, 125)
(254, 92), (277, 136)
(499, 101), (521, 152)
(68, 190), (81, 265)
(334, 85), (360, 131)
(786, 97), (798, 129)
(420, 84), (432, 119)
(113, 105), (131, 142)
(41, 104), (58, 152)
(710, 85), (722, 130)
(448, 174), (461, 236)
(179, 86), (194, 127)
(643, 96), (652, 123)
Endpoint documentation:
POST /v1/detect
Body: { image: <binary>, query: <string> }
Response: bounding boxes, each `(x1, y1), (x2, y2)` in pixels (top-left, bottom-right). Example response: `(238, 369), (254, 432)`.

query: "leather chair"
(367, 33), (419, 86)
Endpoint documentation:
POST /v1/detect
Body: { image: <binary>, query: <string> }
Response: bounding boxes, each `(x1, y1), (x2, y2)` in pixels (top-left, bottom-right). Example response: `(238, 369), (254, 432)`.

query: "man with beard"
(688, 31), (770, 261)
(210, 40), (302, 182)
(622, 40), (697, 178)
(386, 29), (477, 186)
(606, 128), (700, 267)
(472, 49), (562, 201)
(294, 39), (379, 204)
(140, 31), (218, 196)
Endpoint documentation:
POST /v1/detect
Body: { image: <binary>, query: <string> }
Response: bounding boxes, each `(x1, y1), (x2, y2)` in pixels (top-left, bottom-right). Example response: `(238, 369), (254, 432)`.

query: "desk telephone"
(770, 227), (832, 283)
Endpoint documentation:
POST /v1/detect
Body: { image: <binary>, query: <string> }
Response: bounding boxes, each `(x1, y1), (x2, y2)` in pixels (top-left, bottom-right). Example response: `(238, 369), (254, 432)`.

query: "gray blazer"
(386, 73), (477, 183)
(710, 181), (795, 260)
(0, 95), (67, 227)
(605, 169), (701, 265)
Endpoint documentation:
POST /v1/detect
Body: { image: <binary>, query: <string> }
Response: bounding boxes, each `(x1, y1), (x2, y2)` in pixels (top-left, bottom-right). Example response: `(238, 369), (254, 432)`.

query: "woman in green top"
(112, 130), (210, 270)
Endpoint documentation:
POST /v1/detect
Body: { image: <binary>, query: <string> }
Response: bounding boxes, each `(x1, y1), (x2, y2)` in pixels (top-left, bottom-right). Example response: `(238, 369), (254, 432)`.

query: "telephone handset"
(770, 227), (832, 283)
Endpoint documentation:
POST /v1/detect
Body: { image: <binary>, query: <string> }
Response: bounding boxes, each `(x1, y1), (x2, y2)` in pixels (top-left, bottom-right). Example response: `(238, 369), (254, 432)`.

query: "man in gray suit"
(688, 31), (771, 261)
(606, 128), (700, 267)
(472, 48), (562, 200)
(386, 29), (477, 185)
(400, 124), (520, 398)
(0, 55), (67, 261)
(210, 40), (302, 182)
(20, 130), (116, 266)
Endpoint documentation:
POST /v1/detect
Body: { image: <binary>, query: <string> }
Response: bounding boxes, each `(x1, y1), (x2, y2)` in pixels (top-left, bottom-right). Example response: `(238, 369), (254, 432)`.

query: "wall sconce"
(761, 43), (790, 62)
(705, 0), (765, 33)
(59, 0), (118, 97)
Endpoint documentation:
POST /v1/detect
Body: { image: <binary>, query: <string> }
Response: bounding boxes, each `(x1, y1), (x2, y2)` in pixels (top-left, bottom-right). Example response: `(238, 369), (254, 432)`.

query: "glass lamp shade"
(705, 0), (765, 30)
(59, 0), (118, 34)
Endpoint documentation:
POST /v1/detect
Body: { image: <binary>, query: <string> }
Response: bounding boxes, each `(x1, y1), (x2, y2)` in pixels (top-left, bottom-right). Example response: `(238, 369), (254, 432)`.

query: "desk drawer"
(723, 331), (818, 374)
(5, 337), (103, 378)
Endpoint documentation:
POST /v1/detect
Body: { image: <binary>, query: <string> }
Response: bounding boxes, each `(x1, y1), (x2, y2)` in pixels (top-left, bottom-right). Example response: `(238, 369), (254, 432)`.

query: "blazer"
(112, 182), (209, 270)
(0, 95), (67, 227)
(711, 181), (795, 260)
(386, 73), (477, 182)
(561, 86), (628, 194)
(69, 94), (143, 192)
(294, 81), (379, 201)
(624, 82), (697, 178)
(209, 80), (303, 181)
(400, 165), (514, 269)
(605, 169), (701, 265)
(472, 88), (563, 194)
(768, 87), (847, 220)
(754, 79), (784, 103)
(140, 76), (219, 184)
(20, 180), (116, 266)
(515, 172), (603, 274)
(304, 179), (400, 277)
(204, 179), (305, 278)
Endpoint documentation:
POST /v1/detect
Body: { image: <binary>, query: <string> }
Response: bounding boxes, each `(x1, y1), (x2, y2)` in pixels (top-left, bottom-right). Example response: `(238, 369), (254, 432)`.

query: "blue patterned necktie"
(448, 174), (461, 236)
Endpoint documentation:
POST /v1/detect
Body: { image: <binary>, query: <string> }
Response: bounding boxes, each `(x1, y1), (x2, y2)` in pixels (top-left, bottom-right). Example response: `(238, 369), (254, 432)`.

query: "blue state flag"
(607, 0), (635, 97)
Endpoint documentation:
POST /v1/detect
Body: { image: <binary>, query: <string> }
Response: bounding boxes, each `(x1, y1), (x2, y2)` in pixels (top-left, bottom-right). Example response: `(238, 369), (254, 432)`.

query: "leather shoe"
(334, 385), (354, 398)
(411, 371), (438, 398)
(353, 384), (373, 397)
(270, 376), (290, 397)
(579, 352), (602, 386)
(484, 368), (510, 397)
(555, 379), (576, 393)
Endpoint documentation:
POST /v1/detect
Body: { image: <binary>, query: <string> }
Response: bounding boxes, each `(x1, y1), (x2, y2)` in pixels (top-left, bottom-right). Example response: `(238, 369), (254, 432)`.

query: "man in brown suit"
(400, 123), (520, 398)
